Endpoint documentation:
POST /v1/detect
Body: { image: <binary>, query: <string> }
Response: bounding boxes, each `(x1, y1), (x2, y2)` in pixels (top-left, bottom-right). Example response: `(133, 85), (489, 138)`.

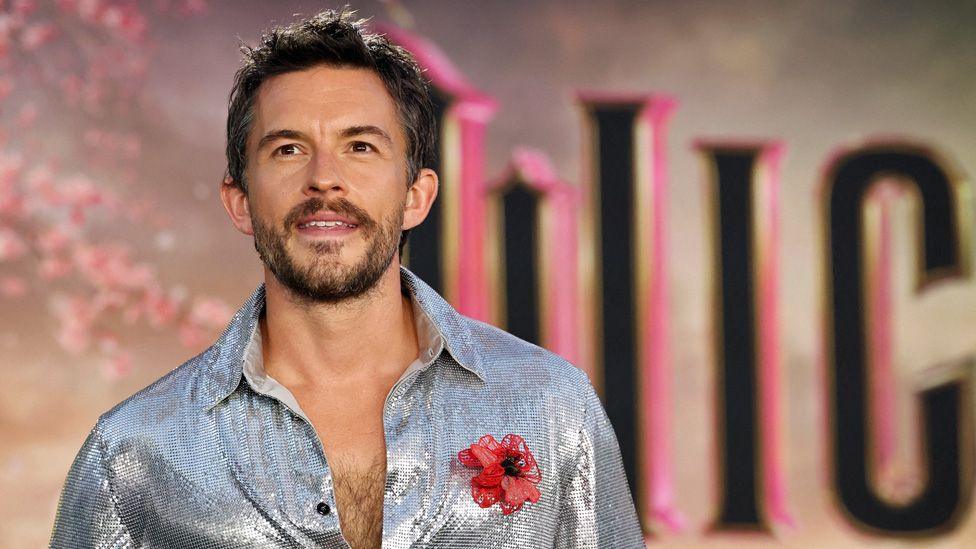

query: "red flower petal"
(501, 475), (536, 508)
(460, 433), (543, 515)
(520, 451), (542, 483)
(457, 448), (481, 467)
(500, 433), (526, 452)
(500, 499), (522, 515)
(472, 484), (503, 508)
(470, 443), (503, 467)
(477, 434), (504, 455)
(501, 476), (519, 500)
(501, 433), (542, 482)
(505, 476), (541, 504)
(473, 463), (505, 487)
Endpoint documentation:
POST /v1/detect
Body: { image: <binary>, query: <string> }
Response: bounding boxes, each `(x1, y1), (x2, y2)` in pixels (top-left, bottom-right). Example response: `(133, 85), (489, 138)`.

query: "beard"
(251, 196), (403, 304)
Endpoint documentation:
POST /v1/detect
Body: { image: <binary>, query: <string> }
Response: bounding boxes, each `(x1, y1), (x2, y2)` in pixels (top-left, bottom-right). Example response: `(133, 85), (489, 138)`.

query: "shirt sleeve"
(555, 379), (646, 549)
(50, 423), (135, 549)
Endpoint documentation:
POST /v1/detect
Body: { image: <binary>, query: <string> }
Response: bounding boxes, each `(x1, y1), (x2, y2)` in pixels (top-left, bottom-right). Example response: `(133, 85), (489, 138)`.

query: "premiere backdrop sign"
(386, 24), (974, 539)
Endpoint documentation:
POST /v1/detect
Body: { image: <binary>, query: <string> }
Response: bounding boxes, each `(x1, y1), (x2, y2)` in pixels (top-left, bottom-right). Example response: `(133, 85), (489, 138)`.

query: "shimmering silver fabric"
(51, 267), (644, 548)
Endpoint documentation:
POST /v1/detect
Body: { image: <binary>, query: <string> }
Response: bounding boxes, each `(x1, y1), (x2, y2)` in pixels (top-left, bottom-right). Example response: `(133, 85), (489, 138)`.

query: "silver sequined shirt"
(51, 267), (644, 548)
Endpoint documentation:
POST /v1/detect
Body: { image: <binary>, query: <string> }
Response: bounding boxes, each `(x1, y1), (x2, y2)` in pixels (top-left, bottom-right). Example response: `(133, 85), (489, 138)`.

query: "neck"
(259, 260), (419, 388)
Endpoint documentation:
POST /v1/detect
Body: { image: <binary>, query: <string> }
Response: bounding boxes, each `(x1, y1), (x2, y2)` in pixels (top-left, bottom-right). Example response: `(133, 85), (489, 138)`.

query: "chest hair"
(332, 455), (386, 549)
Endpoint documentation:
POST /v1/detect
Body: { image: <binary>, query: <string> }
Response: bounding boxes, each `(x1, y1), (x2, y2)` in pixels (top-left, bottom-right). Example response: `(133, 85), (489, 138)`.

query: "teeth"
(301, 220), (356, 229)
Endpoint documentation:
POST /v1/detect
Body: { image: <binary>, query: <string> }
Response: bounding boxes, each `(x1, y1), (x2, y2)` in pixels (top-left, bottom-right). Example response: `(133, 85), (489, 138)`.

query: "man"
(51, 9), (643, 549)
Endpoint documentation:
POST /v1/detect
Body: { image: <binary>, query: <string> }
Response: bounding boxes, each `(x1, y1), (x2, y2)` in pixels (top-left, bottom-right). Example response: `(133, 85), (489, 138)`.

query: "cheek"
(251, 157), (310, 188)
(244, 192), (287, 232)
(345, 159), (400, 184)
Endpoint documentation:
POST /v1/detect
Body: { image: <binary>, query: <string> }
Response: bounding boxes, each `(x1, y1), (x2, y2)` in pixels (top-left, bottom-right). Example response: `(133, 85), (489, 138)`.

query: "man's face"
(240, 66), (411, 302)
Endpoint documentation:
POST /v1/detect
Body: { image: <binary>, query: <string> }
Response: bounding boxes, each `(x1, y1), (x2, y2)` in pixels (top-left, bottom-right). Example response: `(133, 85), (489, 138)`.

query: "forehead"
(250, 65), (401, 142)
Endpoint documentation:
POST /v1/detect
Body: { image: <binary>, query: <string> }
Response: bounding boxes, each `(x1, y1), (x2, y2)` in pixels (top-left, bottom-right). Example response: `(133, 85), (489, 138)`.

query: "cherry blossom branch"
(0, 0), (230, 380)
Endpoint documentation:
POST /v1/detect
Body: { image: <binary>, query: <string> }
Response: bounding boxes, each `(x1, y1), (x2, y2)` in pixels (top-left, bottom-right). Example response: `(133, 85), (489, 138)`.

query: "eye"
(274, 143), (301, 156)
(350, 141), (376, 153)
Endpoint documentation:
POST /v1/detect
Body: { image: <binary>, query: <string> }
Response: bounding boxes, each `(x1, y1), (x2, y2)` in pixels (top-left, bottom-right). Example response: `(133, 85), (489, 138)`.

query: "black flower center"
(501, 456), (522, 477)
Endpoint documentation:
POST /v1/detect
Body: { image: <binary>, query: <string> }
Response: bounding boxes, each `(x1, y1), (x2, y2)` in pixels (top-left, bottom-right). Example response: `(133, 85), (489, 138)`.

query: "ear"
(402, 168), (438, 231)
(219, 175), (254, 236)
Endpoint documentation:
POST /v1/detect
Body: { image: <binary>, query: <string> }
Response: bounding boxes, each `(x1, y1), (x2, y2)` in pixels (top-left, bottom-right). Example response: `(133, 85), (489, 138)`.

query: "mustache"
(283, 197), (377, 231)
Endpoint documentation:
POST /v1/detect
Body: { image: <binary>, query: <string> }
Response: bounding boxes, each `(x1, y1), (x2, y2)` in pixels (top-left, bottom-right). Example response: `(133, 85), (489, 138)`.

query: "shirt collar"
(200, 266), (485, 411)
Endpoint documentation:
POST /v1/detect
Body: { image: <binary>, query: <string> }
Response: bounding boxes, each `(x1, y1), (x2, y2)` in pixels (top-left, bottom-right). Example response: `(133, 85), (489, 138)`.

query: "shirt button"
(316, 502), (331, 515)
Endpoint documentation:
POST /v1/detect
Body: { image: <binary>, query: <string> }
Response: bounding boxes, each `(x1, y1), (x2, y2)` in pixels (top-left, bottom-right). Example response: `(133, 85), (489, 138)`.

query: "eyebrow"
(256, 129), (307, 151)
(256, 125), (394, 151)
(339, 125), (393, 146)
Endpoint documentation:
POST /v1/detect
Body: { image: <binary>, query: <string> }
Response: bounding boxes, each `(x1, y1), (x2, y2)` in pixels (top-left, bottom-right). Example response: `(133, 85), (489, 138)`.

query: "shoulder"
(460, 316), (592, 403)
(455, 317), (615, 484)
(94, 346), (217, 444)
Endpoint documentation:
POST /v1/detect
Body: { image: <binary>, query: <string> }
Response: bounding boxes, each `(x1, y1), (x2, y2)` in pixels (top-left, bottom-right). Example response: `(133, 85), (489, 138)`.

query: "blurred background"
(1, 0), (975, 546)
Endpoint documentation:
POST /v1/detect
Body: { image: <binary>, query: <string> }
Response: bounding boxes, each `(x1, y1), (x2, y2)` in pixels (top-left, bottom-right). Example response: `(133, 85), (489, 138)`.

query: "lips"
(297, 219), (358, 229)
(292, 211), (361, 242)
(296, 212), (359, 229)
(284, 198), (375, 243)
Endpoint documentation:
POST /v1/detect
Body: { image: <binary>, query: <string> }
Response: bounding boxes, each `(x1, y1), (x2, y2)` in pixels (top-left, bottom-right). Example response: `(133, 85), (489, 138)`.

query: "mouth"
(294, 212), (361, 241)
(296, 220), (359, 238)
(297, 220), (359, 230)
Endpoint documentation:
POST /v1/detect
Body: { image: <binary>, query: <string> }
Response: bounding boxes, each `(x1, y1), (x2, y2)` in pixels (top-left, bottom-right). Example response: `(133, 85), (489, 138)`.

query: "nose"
(304, 150), (347, 197)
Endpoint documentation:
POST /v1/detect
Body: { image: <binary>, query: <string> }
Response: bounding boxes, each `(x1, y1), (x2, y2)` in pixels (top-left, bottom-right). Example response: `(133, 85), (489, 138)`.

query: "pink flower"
(37, 226), (72, 253)
(17, 102), (38, 128)
(12, 1), (37, 17)
(74, 0), (105, 23)
(458, 434), (542, 515)
(0, 276), (27, 297)
(0, 77), (13, 101)
(19, 23), (56, 50)
(177, 0), (208, 16)
(189, 297), (232, 329)
(60, 74), (83, 103)
(39, 257), (72, 280)
(62, 175), (104, 208)
(101, 349), (132, 380)
(0, 229), (27, 261)
(52, 296), (96, 354)
(143, 287), (181, 327)
(178, 321), (206, 349)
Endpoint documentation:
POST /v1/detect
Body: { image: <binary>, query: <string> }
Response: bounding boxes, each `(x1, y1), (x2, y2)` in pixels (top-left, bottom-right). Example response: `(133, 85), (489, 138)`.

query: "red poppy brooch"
(457, 434), (542, 514)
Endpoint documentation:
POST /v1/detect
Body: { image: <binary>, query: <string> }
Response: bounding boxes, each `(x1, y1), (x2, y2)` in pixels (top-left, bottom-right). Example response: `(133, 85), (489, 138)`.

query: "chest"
(192, 377), (564, 547)
(297, 388), (391, 548)
(329, 454), (386, 549)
